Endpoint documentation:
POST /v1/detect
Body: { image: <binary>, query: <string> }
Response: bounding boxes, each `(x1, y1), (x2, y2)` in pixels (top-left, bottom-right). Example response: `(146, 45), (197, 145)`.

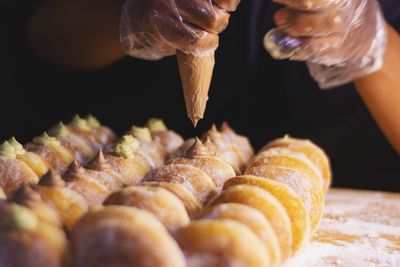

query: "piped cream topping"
(49, 122), (70, 137)
(86, 114), (101, 128)
(129, 126), (152, 142)
(8, 137), (25, 155)
(113, 135), (140, 159)
(147, 118), (167, 132)
(0, 203), (38, 231)
(0, 141), (17, 158)
(71, 115), (91, 131)
(39, 170), (66, 187)
(185, 138), (211, 158)
(33, 132), (61, 147)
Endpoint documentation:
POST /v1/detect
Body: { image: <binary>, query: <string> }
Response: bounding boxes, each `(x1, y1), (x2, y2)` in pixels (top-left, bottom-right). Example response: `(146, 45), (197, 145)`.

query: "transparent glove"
(264, 0), (388, 88)
(120, 0), (240, 60)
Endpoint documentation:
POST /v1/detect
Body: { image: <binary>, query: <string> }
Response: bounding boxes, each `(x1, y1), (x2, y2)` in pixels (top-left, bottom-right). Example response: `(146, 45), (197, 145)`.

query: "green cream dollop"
(0, 204), (38, 231)
(33, 132), (61, 147)
(129, 126), (152, 142)
(86, 114), (101, 128)
(0, 141), (17, 158)
(146, 118), (167, 132)
(49, 122), (70, 137)
(71, 115), (91, 131)
(113, 135), (139, 159)
(8, 137), (25, 155)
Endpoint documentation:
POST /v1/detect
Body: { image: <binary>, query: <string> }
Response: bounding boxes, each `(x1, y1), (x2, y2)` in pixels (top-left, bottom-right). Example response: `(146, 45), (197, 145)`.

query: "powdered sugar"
(283, 189), (400, 267)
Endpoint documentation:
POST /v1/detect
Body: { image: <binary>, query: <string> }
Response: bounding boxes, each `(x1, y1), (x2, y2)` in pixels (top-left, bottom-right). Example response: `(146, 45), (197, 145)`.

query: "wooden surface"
(283, 188), (400, 267)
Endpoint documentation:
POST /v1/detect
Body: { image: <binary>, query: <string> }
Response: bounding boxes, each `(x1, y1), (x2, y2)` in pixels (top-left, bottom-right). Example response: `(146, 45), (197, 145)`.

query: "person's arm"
(28, 0), (125, 70)
(28, 0), (239, 70)
(355, 25), (400, 153)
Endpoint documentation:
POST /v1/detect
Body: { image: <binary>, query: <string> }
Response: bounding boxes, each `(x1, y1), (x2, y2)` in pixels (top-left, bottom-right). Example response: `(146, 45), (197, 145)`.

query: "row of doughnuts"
(71, 136), (331, 267)
(0, 118), (331, 267)
(0, 118), (254, 267)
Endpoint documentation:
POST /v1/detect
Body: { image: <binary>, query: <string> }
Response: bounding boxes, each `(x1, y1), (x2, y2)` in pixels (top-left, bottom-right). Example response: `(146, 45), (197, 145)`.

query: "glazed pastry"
(0, 141), (39, 196)
(168, 138), (236, 191)
(11, 184), (62, 228)
(104, 185), (190, 231)
(224, 175), (310, 254)
(261, 135), (332, 191)
(245, 147), (325, 232)
(71, 206), (185, 267)
(146, 118), (184, 157)
(0, 187), (5, 199)
(36, 170), (89, 230)
(103, 135), (154, 185)
(0, 201), (69, 267)
(142, 181), (203, 217)
(49, 122), (98, 164)
(67, 115), (116, 150)
(25, 132), (74, 174)
(85, 114), (117, 147)
(126, 126), (166, 167)
(175, 219), (270, 267)
(63, 161), (114, 205)
(8, 137), (49, 177)
(171, 137), (196, 159)
(209, 184), (293, 258)
(219, 122), (254, 164)
(202, 125), (248, 173)
(145, 163), (217, 205)
(201, 203), (281, 266)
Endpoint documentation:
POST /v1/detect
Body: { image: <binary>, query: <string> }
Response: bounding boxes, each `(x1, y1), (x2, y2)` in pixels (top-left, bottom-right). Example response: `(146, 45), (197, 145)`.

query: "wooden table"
(283, 188), (400, 267)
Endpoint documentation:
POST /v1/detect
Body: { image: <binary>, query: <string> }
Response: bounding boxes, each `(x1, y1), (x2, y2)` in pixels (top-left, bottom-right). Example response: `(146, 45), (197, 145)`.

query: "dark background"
(1, 0), (399, 192)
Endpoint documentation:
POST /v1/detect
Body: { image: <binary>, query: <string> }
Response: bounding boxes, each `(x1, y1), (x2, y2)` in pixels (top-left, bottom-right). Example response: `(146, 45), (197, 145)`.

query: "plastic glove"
(120, 0), (240, 60)
(264, 0), (387, 88)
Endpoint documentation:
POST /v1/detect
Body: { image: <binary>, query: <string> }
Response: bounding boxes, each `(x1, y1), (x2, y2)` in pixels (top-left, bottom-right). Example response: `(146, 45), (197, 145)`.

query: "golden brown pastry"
(67, 115), (116, 150)
(202, 125), (245, 173)
(25, 132), (74, 175)
(171, 137), (196, 159)
(209, 184), (293, 258)
(103, 135), (154, 185)
(84, 114), (117, 147)
(0, 201), (69, 267)
(71, 206), (185, 267)
(36, 170), (88, 230)
(8, 137), (49, 177)
(145, 163), (217, 205)
(142, 181), (203, 218)
(245, 147), (325, 232)
(219, 122), (254, 163)
(0, 141), (39, 196)
(0, 187), (5, 200)
(63, 161), (112, 205)
(201, 203), (281, 266)
(174, 219), (270, 267)
(224, 175), (310, 254)
(168, 138), (236, 191)
(146, 118), (184, 157)
(49, 122), (98, 164)
(262, 135), (332, 191)
(104, 185), (190, 231)
(126, 126), (166, 167)
(11, 184), (62, 228)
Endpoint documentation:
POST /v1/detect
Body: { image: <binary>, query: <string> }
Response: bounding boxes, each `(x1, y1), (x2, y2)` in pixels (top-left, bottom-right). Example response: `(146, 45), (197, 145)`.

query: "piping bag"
(177, 51), (215, 127)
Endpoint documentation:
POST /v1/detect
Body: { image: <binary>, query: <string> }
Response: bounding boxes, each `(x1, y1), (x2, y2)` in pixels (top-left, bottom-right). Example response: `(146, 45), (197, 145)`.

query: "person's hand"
(264, 0), (387, 88)
(120, 0), (241, 60)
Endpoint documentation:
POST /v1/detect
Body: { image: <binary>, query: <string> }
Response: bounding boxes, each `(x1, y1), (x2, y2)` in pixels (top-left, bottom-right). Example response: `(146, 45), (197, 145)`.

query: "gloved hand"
(264, 0), (388, 88)
(120, 0), (240, 60)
